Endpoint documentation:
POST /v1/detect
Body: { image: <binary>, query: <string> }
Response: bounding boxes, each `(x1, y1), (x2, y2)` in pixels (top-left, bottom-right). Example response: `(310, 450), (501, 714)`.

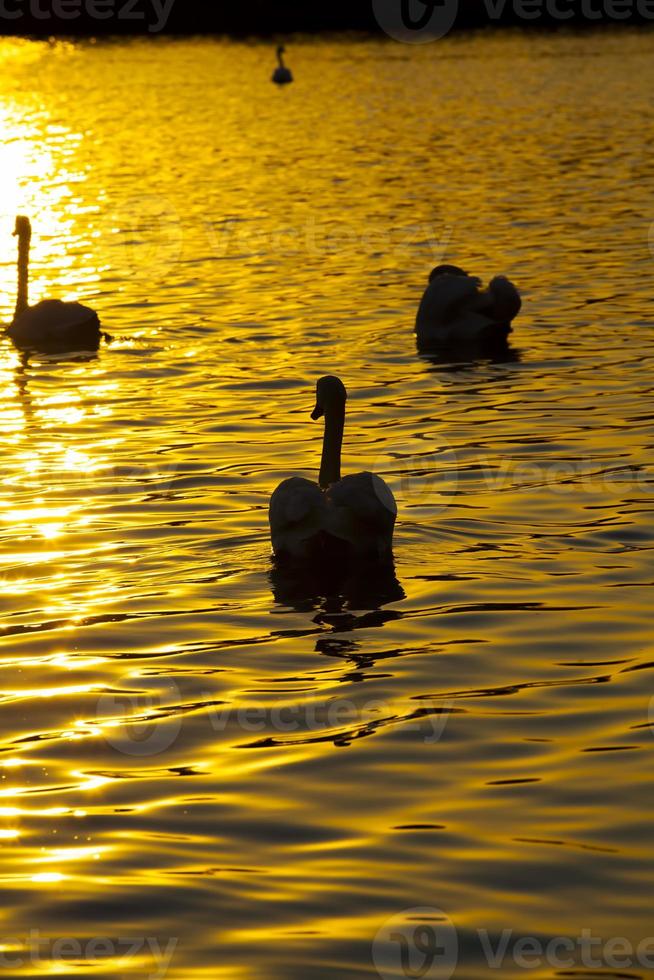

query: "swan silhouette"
(272, 45), (293, 85)
(269, 376), (397, 561)
(415, 265), (521, 347)
(5, 216), (101, 350)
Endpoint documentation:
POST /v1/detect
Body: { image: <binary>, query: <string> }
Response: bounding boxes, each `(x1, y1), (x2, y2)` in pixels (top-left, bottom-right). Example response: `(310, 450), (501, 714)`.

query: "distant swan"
(269, 376), (397, 561)
(415, 265), (521, 346)
(272, 45), (293, 85)
(5, 216), (101, 350)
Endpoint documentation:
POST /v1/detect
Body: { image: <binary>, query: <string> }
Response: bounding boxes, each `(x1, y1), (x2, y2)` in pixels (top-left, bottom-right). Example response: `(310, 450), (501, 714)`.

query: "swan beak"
(311, 403), (323, 420)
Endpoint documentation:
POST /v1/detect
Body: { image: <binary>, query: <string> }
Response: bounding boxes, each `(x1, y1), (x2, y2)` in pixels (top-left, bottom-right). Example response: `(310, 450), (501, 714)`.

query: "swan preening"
(272, 45), (293, 85)
(415, 265), (521, 347)
(269, 376), (397, 561)
(5, 216), (101, 350)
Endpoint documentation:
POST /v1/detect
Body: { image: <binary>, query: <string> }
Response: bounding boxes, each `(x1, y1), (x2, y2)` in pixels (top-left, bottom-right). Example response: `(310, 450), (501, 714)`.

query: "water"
(0, 30), (652, 980)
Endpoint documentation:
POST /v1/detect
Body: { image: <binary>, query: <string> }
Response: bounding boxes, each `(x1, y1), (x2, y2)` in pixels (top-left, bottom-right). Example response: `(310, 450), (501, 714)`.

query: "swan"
(5, 216), (101, 350)
(272, 45), (293, 85)
(269, 376), (397, 561)
(415, 265), (521, 346)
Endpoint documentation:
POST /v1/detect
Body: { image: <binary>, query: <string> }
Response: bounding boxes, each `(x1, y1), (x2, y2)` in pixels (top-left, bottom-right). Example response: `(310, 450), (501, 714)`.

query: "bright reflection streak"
(37, 846), (105, 863)
(0, 808), (68, 818)
(0, 506), (75, 523)
(50, 654), (106, 670)
(1, 683), (100, 701)
(74, 773), (112, 792)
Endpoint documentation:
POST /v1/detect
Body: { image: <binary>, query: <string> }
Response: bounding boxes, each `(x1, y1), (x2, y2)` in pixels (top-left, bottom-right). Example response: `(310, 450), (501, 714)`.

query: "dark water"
(0, 31), (652, 980)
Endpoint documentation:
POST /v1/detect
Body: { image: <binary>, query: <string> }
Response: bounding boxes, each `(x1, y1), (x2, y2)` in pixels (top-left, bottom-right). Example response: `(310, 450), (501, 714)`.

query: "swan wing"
(447, 310), (510, 344)
(269, 477), (326, 558)
(326, 472), (396, 558)
(487, 276), (522, 323)
(415, 275), (481, 335)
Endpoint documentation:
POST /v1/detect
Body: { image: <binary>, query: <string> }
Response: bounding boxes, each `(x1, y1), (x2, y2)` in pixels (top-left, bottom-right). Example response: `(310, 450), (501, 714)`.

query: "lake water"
(0, 30), (653, 980)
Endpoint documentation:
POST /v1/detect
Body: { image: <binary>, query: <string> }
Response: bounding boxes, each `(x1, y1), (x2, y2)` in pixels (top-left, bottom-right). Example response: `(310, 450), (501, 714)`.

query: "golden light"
(31, 872), (66, 884)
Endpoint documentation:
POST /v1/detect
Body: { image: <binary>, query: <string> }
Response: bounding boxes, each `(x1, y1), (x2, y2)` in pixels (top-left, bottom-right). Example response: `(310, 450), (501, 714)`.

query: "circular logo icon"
(105, 195), (182, 283)
(371, 440), (458, 513)
(95, 680), (182, 757)
(373, 907), (458, 979)
(372, 0), (459, 42)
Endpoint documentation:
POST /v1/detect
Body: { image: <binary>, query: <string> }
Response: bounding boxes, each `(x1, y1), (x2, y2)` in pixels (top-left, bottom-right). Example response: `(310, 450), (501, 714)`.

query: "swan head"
(13, 215), (31, 241)
(311, 375), (347, 420)
(429, 264), (467, 283)
(277, 44), (285, 56)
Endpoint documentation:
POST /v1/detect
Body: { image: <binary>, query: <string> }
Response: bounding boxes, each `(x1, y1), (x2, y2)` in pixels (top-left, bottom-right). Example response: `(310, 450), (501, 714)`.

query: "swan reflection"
(269, 557), (405, 616)
(416, 336), (522, 369)
(8, 347), (102, 429)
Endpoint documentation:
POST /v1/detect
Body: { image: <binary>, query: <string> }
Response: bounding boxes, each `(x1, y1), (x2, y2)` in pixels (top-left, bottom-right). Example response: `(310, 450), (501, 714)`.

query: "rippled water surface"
(0, 30), (653, 979)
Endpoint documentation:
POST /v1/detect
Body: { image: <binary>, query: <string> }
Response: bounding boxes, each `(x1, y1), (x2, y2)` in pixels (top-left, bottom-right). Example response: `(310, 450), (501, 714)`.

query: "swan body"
(272, 45), (293, 85)
(415, 265), (521, 346)
(269, 376), (396, 561)
(5, 216), (101, 350)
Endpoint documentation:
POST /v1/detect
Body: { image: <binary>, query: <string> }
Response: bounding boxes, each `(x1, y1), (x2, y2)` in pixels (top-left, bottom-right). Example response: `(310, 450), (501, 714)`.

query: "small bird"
(415, 265), (521, 347)
(272, 45), (293, 85)
(269, 376), (397, 561)
(5, 216), (101, 350)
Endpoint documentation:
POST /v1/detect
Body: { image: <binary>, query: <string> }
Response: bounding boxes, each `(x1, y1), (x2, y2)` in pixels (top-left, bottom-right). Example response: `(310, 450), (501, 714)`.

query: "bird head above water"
(429, 264), (467, 282)
(13, 215), (31, 242)
(311, 375), (347, 421)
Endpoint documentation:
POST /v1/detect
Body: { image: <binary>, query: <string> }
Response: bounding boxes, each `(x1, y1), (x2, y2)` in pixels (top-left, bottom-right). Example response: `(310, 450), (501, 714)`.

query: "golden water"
(0, 31), (653, 980)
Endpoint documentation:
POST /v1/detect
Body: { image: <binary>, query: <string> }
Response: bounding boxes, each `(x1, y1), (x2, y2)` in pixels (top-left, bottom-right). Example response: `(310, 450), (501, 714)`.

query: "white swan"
(272, 45), (293, 85)
(269, 376), (397, 561)
(5, 216), (101, 349)
(415, 264), (521, 346)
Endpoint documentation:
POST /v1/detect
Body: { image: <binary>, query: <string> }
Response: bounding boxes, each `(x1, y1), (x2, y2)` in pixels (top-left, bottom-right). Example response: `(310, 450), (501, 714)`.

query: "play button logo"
(372, 0), (459, 41)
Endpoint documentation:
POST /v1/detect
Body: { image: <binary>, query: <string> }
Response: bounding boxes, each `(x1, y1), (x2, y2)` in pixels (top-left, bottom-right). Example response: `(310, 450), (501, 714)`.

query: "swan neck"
(15, 229), (30, 320)
(319, 404), (344, 489)
(277, 50), (284, 67)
